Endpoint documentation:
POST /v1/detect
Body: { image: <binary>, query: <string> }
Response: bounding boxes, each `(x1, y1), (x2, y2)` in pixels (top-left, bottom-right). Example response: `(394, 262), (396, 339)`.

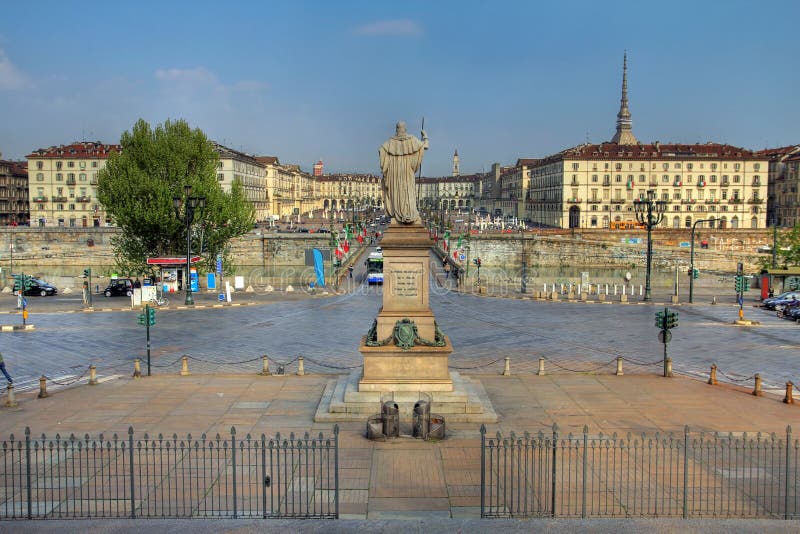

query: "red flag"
(357, 234), (364, 244)
(443, 240), (448, 251)
(362, 227), (367, 237)
(453, 251), (458, 260)
(344, 240), (350, 253)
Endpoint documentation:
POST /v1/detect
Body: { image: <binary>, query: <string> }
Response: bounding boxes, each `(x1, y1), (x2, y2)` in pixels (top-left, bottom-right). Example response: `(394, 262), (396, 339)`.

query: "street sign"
(216, 257), (223, 273)
(459, 254), (465, 261)
(679, 242), (690, 248)
(658, 330), (672, 344)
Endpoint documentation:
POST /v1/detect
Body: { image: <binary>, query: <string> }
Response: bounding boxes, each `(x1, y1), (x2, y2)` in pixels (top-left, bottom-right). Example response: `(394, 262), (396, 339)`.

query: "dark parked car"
(24, 278), (58, 297)
(763, 291), (800, 310)
(103, 278), (134, 297)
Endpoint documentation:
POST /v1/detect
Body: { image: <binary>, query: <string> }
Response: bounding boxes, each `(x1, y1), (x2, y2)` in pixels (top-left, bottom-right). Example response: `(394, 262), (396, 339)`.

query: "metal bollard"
(784, 381), (795, 404)
(89, 365), (98, 385)
(616, 357), (624, 376)
(38, 376), (49, 398)
(752, 374), (763, 397)
(133, 359), (141, 379)
(260, 355), (271, 376)
(502, 356), (511, 376)
(708, 364), (718, 385)
(5, 384), (17, 408)
(665, 357), (673, 378)
(180, 355), (190, 376)
(297, 356), (305, 376)
(537, 357), (545, 376)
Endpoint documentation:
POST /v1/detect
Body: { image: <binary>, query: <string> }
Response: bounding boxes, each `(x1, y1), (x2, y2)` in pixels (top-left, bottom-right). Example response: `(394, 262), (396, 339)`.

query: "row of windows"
(570, 162), (757, 172)
(35, 172), (97, 181)
(585, 216), (759, 229)
(35, 161), (100, 170)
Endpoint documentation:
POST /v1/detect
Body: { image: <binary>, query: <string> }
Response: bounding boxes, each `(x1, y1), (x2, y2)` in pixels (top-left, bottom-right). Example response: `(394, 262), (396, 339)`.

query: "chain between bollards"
(502, 356), (511, 376)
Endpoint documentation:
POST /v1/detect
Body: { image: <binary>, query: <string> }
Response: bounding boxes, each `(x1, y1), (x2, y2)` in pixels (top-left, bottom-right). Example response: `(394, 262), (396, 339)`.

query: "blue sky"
(1, 0), (798, 176)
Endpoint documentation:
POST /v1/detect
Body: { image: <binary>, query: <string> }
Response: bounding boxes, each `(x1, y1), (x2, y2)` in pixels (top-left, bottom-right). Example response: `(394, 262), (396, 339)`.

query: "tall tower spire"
(611, 52), (638, 145)
(452, 149), (460, 177)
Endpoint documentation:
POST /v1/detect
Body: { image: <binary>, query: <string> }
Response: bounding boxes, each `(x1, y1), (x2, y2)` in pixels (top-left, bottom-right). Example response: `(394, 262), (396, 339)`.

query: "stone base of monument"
(313, 369), (498, 423)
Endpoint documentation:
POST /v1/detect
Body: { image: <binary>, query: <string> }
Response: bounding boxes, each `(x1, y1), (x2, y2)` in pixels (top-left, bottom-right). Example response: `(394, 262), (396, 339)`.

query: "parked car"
(24, 278), (58, 297)
(777, 298), (800, 318)
(103, 278), (134, 297)
(763, 291), (800, 310)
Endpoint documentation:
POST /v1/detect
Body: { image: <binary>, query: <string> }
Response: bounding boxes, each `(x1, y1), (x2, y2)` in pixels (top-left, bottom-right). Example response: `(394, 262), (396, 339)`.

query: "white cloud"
(355, 19), (422, 36)
(0, 49), (31, 90)
(154, 67), (218, 85)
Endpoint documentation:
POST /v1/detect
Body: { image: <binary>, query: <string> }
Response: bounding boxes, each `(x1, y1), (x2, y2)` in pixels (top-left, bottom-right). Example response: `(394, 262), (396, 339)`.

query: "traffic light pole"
(689, 219), (713, 304)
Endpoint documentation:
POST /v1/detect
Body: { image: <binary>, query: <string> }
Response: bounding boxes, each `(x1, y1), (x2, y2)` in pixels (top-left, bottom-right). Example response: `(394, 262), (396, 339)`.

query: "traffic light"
(735, 275), (743, 293)
(13, 274), (32, 293)
(742, 277), (750, 292)
(665, 311), (679, 329)
(147, 307), (157, 326)
(137, 313), (146, 326)
(692, 268), (699, 280)
(655, 310), (666, 329)
(83, 268), (91, 278)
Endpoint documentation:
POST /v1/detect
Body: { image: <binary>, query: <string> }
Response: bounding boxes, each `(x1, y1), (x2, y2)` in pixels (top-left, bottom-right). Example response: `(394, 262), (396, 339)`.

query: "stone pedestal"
(360, 224), (453, 392)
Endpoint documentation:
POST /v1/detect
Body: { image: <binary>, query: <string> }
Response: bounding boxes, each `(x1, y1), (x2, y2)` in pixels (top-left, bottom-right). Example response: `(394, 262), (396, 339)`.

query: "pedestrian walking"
(348, 266), (354, 279)
(444, 262), (451, 279)
(0, 352), (12, 384)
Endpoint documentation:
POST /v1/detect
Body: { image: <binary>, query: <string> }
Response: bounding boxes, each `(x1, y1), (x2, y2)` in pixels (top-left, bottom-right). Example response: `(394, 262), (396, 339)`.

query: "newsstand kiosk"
(146, 256), (202, 295)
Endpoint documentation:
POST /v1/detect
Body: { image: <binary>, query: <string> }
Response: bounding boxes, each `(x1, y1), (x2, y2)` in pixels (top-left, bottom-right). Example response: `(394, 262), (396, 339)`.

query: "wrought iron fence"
(481, 424), (798, 519)
(0, 425), (339, 520)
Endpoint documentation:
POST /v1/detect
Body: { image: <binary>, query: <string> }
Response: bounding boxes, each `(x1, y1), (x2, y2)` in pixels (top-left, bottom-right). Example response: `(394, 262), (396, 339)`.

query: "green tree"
(97, 119), (254, 275)
(757, 223), (800, 270)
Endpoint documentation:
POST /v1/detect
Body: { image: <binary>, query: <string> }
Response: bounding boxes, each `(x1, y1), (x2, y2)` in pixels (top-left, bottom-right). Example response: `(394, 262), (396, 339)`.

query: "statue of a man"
(379, 121), (428, 224)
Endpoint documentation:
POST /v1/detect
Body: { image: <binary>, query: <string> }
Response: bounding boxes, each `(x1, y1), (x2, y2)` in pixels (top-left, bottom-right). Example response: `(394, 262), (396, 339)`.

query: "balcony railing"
(610, 199), (626, 204)
(680, 199), (697, 204)
(66, 179), (76, 185)
(748, 198), (764, 204)
(602, 180), (611, 186)
(77, 196), (91, 202)
(752, 179), (761, 187)
(566, 198), (581, 204)
(721, 179), (730, 186)
(728, 199), (742, 204)
(704, 199), (721, 204)
(587, 199), (602, 204)
(32, 196), (47, 202)
(52, 196), (68, 202)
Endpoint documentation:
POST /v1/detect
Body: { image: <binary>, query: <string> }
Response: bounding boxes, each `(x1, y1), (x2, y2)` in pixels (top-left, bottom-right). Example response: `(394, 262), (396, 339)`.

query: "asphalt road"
(0, 254), (797, 400)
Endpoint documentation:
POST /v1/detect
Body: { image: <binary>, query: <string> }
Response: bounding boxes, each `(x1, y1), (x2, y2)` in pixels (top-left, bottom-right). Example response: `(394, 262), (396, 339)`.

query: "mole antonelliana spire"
(611, 52), (638, 145)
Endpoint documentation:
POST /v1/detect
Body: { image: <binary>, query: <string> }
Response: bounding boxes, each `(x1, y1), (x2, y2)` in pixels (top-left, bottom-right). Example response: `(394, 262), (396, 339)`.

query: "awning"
(147, 256), (202, 266)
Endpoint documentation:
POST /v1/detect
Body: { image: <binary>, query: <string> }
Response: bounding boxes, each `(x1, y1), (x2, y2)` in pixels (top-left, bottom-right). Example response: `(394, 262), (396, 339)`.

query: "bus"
(609, 220), (646, 230)
(366, 251), (384, 284)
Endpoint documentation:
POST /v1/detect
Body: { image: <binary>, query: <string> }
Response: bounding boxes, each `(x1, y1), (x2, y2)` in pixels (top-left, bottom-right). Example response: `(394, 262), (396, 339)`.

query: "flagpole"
(416, 117), (425, 215)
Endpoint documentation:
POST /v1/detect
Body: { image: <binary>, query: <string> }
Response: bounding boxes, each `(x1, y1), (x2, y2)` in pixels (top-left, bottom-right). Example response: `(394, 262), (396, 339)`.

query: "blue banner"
(313, 249), (325, 287)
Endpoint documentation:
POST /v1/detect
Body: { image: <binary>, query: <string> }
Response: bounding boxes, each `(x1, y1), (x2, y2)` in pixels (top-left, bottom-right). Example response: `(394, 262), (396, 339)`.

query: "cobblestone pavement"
(0, 251), (797, 400)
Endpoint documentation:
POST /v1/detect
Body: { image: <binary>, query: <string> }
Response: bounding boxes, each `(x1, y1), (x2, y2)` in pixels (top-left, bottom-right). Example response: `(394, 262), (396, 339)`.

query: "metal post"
(5, 383), (17, 407)
(581, 425), (588, 518)
(231, 427), (237, 518)
(297, 356), (305, 376)
(334, 424), (340, 519)
(538, 357), (546, 376)
(502, 357), (511, 376)
(25, 426), (32, 519)
(682, 425), (689, 519)
(708, 364), (718, 385)
(180, 355), (190, 376)
(133, 359), (141, 379)
(616, 357), (624, 376)
(551, 423), (558, 517)
(480, 424), (486, 517)
(261, 354), (271, 375)
(663, 339), (669, 378)
(785, 426), (792, 520)
(89, 365), (97, 385)
(645, 218), (653, 301)
(752, 374), (762, 396)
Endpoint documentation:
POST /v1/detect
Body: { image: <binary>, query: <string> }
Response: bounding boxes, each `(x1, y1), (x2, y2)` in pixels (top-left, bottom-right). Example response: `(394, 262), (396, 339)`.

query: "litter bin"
(429, 414), (446, 440)
(412, 400), (430, 440)
(366, 414), (384, 440)
(381, 401), (399, 438)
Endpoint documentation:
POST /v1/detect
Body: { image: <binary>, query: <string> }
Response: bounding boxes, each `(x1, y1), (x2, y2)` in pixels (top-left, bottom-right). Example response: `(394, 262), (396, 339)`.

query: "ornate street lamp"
(633, 190), (666, 301)
(173, 185), (206, 306)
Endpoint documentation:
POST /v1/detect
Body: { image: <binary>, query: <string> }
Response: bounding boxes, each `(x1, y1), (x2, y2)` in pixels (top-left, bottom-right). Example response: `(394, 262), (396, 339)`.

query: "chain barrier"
(449, 356), (506, 370)
(622, 356), (664, 366)
(716, 367), (756, 383)
(546, 357), (618, 374)
(43, 368), (90, 386)
(187, 355), (264, 366)
(150, 355), (186, 368)
(269, 356), (300, 367)
(302, 356), (363, 370)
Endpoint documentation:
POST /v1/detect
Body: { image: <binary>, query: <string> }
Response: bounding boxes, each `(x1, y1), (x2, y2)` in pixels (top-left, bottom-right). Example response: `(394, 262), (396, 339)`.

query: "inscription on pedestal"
(394, 269), (419, 297)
